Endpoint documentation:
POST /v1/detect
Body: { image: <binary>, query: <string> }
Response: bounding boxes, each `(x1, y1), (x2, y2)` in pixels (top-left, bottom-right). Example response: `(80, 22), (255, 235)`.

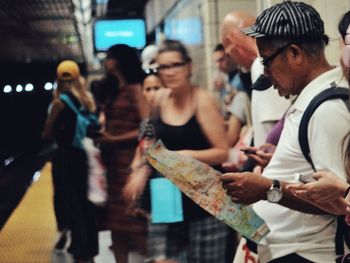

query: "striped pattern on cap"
(242, 1), (325, 40)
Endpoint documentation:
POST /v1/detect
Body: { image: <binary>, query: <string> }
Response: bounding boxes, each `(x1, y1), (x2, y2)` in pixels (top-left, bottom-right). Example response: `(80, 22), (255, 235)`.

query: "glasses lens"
(158, 62), (186, 73)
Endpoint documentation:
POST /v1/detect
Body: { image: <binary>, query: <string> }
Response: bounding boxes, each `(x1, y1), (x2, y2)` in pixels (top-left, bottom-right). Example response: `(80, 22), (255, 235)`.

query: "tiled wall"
(156, 0), (350, 90)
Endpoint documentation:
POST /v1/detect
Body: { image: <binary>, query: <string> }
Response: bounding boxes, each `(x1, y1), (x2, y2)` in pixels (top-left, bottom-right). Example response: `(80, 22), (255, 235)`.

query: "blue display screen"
(94, 19), (146, 51)
(164, 17), (203, 46)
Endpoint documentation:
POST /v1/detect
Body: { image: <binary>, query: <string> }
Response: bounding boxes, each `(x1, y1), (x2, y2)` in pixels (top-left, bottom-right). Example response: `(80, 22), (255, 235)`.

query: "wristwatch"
(266, 179), (282, 203)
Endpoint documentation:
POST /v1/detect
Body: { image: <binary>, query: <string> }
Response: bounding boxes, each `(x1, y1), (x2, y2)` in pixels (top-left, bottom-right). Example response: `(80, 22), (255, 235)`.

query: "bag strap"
(298, 84), (350, 259)
(336, 215), (350, 261)
(298, 84), (350, 171)
(59, 93), (83, 116)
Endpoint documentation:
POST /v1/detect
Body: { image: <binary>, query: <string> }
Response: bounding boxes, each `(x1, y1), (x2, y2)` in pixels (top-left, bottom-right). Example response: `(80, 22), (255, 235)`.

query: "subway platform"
(0, 163), (115, 263)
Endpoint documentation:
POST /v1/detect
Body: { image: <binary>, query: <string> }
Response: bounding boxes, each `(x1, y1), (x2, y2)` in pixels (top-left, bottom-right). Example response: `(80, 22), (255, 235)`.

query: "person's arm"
(226, 92), (249, 147)
(95, 130), (138, 144)
(122, 146), (151, 204)
(227, 115), (242, 147)
(135, 83), (150, 119)
(221, 172), (330, 214)
(42, 99), (65, 139)
(287, 171), (349, 215)
(178, 89), (229, 165)
(244, 143), (276, 168)
(290, 101), (350, 214)
(221, 100), (350, 215)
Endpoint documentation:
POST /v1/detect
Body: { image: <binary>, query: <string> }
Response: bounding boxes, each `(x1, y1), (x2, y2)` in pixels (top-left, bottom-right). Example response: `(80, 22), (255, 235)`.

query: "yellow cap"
(56, 60), (80, 80)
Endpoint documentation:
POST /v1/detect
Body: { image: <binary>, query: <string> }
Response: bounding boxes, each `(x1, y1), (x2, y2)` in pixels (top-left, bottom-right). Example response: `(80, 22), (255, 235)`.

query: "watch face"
(267, 188), (282, 203)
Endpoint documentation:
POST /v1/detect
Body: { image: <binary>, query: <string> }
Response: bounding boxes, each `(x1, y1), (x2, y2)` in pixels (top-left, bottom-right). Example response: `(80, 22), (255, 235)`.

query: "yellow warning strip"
(0, 162), (56, 263)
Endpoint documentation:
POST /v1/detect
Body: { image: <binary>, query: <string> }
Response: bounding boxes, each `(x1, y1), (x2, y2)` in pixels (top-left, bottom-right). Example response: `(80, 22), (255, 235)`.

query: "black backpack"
(298, 83), (350, 263)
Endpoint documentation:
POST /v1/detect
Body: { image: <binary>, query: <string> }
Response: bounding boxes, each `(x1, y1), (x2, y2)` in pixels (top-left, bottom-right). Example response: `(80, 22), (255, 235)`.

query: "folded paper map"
(145, 140), (270, 243)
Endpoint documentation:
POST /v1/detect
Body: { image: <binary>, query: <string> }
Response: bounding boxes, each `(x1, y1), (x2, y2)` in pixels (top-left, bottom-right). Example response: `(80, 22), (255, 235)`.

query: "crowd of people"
(42, 1), (350, 263)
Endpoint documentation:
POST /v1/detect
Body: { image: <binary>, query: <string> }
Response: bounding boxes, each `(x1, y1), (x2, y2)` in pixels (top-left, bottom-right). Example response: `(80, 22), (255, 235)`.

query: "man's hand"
(221, 172), (271, 204)
(287, 171), (348, 203)
(242, 143), (276, 168)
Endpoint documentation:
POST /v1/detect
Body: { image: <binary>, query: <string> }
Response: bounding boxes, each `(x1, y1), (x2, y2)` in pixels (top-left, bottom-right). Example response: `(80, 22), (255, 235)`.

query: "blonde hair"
(55, 77), (96, 113)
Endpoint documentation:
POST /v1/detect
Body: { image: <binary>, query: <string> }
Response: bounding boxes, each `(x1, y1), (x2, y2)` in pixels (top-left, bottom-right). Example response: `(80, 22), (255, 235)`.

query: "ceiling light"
(3, 85), (12, 93)
(16, 84), (23, 92)
(25, 83), (34, 92)
(44, 82), (53, 90)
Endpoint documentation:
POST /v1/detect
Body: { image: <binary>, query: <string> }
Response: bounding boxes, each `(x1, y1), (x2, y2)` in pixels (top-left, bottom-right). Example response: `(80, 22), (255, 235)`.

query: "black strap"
(298, 84), (350, 171)
(336, 215), (350, 262)
(298, 84), (350, 260)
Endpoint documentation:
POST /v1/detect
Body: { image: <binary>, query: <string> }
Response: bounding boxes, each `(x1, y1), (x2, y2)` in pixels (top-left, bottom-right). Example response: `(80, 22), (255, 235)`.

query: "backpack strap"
(59, 93), (82, 116)
(298, 84), (350, 260)
(298, 84), (350, 171)
(335, 215), (350, 261)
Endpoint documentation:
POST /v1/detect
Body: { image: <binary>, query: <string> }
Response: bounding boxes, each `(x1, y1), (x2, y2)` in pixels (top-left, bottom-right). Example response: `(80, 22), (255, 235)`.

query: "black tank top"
(152, 114), (212, 221)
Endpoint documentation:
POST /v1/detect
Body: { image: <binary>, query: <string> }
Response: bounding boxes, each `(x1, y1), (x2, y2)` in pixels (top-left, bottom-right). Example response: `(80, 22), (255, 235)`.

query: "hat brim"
(241, 26), (266, 38)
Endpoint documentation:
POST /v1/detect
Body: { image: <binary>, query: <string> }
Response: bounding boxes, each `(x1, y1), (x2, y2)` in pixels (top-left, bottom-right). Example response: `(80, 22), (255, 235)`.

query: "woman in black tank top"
(146, 40), (229, 263)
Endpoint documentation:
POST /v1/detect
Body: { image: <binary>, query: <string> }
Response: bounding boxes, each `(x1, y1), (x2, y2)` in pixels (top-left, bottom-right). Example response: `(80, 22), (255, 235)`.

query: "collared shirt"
(253, 66), (350, 263)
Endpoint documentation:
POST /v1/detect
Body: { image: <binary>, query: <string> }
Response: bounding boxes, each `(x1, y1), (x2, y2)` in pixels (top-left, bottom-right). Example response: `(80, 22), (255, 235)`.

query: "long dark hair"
(106, 44), (145, 84)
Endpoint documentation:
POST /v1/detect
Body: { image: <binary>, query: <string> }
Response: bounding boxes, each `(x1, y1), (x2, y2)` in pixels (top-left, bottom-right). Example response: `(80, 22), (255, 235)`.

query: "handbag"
(150, 177), (183, 223)
(83, 138), (108, 206)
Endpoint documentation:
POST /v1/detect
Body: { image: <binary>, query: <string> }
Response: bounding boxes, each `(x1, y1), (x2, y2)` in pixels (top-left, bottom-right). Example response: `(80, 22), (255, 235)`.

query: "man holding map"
(221, 1), (349, 263)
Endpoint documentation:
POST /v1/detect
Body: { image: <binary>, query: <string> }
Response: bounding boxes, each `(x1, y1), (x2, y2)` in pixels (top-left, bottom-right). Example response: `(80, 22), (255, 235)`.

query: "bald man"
(221, 11), (290, 147)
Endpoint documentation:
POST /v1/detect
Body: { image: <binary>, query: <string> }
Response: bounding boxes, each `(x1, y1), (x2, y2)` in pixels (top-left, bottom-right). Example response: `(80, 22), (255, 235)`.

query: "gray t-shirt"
(228, 91), (251, 125)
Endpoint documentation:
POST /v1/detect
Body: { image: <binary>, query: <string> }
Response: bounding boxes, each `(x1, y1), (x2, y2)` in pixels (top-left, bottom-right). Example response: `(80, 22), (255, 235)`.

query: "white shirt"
(253, 66), (350, 263)
(251, 58), (291, 146)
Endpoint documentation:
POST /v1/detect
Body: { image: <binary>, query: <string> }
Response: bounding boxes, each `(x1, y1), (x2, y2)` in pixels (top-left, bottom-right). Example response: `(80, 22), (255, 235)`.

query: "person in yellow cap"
(43, 60), (99, 263)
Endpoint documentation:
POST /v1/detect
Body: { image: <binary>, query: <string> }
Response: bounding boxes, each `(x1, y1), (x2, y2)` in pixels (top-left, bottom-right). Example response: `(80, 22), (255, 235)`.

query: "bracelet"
(344, 185), (350, 198)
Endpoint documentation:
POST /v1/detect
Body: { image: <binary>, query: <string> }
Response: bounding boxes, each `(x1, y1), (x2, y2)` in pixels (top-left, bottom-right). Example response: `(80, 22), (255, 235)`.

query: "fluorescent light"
(25, 83), (34, 92)
(44, 82), (53, 90)
(3, 85), (12, 93)
(16, 84), (23, 92)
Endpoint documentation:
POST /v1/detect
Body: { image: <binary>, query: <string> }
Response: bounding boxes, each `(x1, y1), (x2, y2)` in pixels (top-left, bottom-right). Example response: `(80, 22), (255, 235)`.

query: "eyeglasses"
(260, 43), (294, 68)
(157, 62), (187, 73)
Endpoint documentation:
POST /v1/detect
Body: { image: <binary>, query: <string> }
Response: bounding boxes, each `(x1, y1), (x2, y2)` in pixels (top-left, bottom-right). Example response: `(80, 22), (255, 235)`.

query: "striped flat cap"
(242, 1), (325, 40)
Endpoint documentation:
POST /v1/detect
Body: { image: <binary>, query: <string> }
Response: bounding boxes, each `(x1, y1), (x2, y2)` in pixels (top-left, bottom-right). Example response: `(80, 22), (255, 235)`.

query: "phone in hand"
(240, 148), (257, 155)
(295, 173), (317, 184)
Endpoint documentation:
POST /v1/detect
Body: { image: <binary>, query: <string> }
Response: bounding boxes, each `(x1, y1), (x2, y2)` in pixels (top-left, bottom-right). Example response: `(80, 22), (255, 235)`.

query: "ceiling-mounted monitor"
(94, 19), (146, 51)
(164, 17), (203, 46)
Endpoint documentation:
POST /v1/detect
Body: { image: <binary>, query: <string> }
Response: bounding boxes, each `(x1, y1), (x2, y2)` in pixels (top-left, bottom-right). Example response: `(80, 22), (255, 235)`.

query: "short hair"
(214, 43), (224, 52)
(158, 39), (192, 63)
